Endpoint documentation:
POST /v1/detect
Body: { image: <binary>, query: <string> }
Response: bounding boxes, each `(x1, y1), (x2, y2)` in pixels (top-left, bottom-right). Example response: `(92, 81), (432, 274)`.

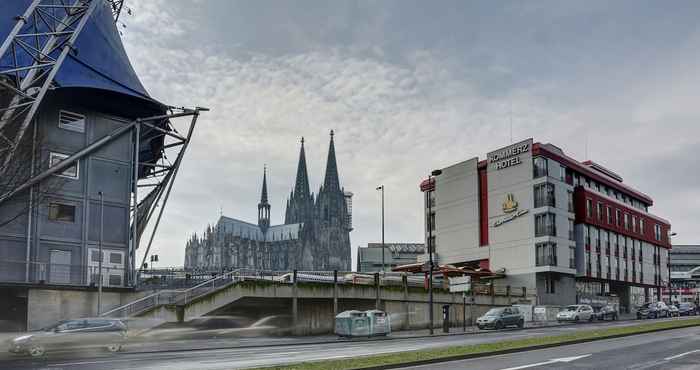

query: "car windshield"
(484, 308), (504, 316)
(564, 306), (578, 311)
(41, 320), (69, 332)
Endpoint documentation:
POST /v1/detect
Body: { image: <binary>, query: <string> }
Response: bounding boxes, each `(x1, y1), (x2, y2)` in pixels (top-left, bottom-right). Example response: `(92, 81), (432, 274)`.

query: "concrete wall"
(26, 288), (149, 330)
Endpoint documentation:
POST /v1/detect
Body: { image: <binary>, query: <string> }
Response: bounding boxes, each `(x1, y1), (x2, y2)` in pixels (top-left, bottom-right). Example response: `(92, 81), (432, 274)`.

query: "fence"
(0, 259), (127, 287)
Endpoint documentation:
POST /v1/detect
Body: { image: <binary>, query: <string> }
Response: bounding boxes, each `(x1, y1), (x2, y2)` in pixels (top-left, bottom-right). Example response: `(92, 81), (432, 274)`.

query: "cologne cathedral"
(184, 131), (352, 271)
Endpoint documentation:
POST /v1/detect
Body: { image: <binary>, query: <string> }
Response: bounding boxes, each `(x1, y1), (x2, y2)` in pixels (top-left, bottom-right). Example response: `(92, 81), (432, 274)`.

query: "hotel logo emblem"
(494, 193), (528, 227)
(502, 193), (518, 213)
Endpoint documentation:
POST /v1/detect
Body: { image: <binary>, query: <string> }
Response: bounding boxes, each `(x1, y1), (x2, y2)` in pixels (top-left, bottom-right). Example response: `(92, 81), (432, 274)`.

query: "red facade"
(574, 187), (671, 249)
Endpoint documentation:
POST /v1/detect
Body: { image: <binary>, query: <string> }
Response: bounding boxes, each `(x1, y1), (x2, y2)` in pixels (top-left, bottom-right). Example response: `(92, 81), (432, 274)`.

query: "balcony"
(536, 255), (558, 267)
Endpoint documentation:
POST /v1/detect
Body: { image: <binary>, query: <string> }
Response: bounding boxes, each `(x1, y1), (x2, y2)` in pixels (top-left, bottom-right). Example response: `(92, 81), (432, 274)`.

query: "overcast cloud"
(121, 0), (700, 268)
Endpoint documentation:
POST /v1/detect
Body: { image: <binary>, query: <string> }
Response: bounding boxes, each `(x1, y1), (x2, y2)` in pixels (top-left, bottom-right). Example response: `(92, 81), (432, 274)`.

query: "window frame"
(49, 152), (79, 179)
(48, 202), (76, 223)
(58, 110), (86, 133)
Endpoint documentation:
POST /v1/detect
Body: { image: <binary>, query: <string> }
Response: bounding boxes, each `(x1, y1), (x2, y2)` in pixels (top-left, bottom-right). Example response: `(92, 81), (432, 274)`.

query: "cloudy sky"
(121, 0), (700, 268)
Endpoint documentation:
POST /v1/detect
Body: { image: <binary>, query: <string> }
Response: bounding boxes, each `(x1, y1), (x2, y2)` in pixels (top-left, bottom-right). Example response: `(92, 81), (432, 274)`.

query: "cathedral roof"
(217, 216), (301, 241)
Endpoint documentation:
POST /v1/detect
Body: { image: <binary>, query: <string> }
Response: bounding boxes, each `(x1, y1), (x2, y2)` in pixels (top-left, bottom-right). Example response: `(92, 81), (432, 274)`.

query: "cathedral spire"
(293, 137), (311, 198)
(258, 166), (270, 234)
(322, 130), (340, 192)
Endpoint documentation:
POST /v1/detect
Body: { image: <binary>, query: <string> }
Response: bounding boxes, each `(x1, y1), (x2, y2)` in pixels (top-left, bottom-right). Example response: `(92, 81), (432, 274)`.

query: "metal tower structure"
(0, 1), (206, 286)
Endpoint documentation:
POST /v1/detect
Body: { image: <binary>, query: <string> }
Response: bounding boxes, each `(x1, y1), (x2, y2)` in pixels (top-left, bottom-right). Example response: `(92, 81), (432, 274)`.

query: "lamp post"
(376, 185), (385, 273)
(97, 191), (104, 316)
(667, 232), (677, 303)
(427, 169), (442, 335)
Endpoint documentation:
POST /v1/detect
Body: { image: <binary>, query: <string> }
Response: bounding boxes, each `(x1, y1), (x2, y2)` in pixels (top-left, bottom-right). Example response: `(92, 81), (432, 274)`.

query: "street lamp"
(427, 169), (442, 335)
(667, 232), (677, 303)
(376, 185), (385, 273)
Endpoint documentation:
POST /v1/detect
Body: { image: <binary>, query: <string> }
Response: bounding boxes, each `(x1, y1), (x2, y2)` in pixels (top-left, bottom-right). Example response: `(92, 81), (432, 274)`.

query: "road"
(0, 317), (696, 370)
(400, 325), (700, 370)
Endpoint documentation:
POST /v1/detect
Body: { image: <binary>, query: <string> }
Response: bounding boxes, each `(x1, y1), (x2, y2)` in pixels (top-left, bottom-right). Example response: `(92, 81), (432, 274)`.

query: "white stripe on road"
(664, 349), (700, 361)
(498, 354), (592, 370)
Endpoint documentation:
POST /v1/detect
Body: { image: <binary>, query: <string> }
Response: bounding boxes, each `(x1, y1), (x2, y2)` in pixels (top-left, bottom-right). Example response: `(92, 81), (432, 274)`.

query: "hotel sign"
(494, 194), (528, 227)
(489, 142), (530, 170)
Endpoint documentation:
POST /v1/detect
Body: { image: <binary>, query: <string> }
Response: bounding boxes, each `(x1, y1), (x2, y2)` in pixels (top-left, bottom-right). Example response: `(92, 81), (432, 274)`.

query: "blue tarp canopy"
(0, 1), (166, 113)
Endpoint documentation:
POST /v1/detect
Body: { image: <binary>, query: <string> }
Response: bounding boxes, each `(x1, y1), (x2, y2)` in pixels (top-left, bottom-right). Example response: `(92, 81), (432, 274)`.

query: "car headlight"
(13, 335), (32, 342)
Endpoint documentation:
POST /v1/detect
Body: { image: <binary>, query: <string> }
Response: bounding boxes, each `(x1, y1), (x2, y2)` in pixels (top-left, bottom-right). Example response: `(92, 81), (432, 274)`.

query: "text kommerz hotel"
(420, 138), (671, 311)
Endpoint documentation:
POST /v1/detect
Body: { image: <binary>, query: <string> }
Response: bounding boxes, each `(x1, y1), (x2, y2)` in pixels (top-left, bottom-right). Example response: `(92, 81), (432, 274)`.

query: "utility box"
(366, 310), (391, 336)
(335, 310), (370, 337)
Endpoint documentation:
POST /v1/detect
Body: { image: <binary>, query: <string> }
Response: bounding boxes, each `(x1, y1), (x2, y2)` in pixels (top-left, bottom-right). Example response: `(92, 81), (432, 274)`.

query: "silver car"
(556, 304), (594, 322)
(7, 318), (127, 357)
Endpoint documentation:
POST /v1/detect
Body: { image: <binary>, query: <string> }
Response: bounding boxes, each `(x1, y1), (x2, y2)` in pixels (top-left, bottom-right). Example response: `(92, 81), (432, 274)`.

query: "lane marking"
(664, 349), (700, 361)
(498, 354), (591, 370)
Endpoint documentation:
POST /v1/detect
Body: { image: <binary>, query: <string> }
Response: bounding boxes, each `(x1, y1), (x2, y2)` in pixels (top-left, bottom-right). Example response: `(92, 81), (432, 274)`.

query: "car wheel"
(613, 314), (618, 321)
(650, 312), (656, 319)
(28, 345), (45, 357)
(517, 319), (524, 328)
(106, 344), (122, 353)
(588, 315), (594, 322)
(574, 316), (579, 322)
(495, 321), (504, 330)
(477, 325), (484, 330)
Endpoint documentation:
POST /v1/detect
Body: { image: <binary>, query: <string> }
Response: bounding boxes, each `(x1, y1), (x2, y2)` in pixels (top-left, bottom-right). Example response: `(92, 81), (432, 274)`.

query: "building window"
(568, 219), (575, 241)
(58, 110), (86, 133)
(624, 213), (629, 230)
(567, 191), (574, 213)
(109, 252), (123, 264)
(593, 227), (600, 252)
(603, 231), (610, 254)
(596, 202), (603, 221)
(654, 224), (662, 241)
(632, 216), (637, 232)
(639, 219), (645, 235)
(536, 242), (557, 266)
(606, 206), (612, 224)
(586, 199), (593, 218)
(545, 275), (556, 294)
(48, 203), (76, 222)
(428, 212), (436, 231)
(91, 250), (101, 263)
(534, 183), (555, 208)
(533, 157), (548, 178)
(584, 225), (590, 246)
(616, 209), (622, 227)
(569, 245), (576, 269)
(49, 152), (79, 179)
(535, 213), (556, 237)
(559, 165), (566, 182)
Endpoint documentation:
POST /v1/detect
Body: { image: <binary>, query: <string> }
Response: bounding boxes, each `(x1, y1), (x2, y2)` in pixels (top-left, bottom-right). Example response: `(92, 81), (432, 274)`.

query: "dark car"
(595, 305), (619, 321)
(476, 307), (524, 330)
(7, 318), (127, 357)
(636, 301), (669, 319)
(677, 303), (698, 316)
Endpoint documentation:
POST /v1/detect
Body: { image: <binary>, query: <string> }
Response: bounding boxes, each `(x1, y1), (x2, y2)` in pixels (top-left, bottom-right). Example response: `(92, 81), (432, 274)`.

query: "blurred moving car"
(594, 305), (619, 321)
(556, 305), (594, 322)
(636, 301), (669, 319)
(668, 305), (680, 317)
(7, 318), (127, 357)
(677, 302), (698, 316)
(476, 307), (524, 330)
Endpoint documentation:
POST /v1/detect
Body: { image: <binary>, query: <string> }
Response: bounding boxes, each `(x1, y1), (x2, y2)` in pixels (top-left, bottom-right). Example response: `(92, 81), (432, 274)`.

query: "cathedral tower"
(258, 166), (271, 234)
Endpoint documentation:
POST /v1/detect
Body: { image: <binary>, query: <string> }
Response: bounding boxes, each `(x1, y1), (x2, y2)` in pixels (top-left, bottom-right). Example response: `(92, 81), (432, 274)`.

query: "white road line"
(498, 354), (592, 370)
(664, 349), (700, 361)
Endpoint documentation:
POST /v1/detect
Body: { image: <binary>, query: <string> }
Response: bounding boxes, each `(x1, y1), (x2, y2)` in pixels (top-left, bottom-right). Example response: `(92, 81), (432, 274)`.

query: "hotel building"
(420, 139), (672, 310)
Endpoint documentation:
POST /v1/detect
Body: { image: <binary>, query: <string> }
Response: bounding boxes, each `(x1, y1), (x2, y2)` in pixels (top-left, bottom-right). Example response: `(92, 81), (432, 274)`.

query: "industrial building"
(357, 243), (425, 272)
(0, 1), (202, 330)
(420, 138), (672, 311)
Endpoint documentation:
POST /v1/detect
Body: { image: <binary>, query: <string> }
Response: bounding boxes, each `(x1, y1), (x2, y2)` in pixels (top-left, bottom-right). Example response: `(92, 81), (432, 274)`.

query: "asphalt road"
(1, 317), (696, 370)
(400, 325), (700, 370)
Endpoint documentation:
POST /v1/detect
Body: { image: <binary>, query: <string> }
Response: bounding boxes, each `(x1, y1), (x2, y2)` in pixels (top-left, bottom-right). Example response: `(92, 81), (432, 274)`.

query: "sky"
(120, 0), (700, 269)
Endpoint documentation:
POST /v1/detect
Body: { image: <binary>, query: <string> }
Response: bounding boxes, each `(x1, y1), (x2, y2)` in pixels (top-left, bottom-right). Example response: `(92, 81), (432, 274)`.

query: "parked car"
(636, 301), (669, 319)
(595, 305), (619, 321)
(668, 305), (680, 317)
(7, 318), (127, 357)
(476, 307), (524, 330)
(556, 305), (594, 322)
(677, 303), (698, 316)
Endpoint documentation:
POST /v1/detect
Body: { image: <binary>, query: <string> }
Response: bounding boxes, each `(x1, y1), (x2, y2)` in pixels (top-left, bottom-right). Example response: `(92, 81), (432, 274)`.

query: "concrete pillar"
(402, 273), (409, 330)
(374, 273), (380, 309)
(292, 270), (298, 327)
(333, 270), (338, 316)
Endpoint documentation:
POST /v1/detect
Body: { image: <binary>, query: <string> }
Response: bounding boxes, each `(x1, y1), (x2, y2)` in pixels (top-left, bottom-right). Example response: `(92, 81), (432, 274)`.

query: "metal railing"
(0, 259), (127, 287)
(100, 268), (535, 318)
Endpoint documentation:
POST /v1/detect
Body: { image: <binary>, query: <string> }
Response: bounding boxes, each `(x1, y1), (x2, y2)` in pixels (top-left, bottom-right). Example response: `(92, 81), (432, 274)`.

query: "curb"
(349, 320), (700, 370)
